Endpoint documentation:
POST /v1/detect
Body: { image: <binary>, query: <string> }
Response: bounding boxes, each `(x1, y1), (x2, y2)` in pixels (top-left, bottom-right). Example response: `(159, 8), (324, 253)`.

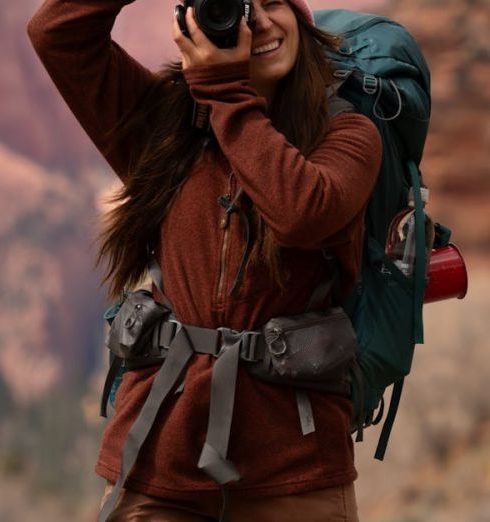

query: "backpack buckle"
(156, 317), (182, 350)
(363, 74), (378, 95)
(333, 69), (352, 80)
(240, 332), (262, 362)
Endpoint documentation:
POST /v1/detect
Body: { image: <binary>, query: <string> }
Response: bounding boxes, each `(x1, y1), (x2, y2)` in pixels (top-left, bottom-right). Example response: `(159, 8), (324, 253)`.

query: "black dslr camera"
(175, 0), (255, 49)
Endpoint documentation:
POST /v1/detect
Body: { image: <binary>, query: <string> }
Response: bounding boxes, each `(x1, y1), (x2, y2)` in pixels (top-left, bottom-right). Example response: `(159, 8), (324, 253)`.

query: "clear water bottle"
(385, 187), (434, 277)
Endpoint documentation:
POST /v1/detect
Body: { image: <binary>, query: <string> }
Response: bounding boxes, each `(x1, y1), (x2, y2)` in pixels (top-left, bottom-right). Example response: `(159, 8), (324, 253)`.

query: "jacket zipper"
(217, 225), (230, 301)
(216, 171), (235, 304)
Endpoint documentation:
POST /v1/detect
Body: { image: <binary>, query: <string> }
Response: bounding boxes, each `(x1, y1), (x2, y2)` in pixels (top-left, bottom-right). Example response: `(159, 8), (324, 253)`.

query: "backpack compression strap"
(148, 255), (174, 310)
(408, 160), (426, 344)
(328, 93), (355, 118)
(373, 160), (426, 460)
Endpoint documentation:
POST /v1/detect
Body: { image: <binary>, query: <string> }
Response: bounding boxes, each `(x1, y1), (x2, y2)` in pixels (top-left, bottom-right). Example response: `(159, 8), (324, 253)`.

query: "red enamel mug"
(424, 244), (468, 304)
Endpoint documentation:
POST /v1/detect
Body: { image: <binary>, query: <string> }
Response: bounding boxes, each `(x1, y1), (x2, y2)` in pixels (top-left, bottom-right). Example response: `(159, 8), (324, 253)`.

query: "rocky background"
(0, 0), (489, 520)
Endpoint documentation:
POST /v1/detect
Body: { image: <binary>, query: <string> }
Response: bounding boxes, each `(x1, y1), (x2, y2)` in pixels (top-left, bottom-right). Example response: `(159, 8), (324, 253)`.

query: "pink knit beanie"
(288, 0), (314, 24)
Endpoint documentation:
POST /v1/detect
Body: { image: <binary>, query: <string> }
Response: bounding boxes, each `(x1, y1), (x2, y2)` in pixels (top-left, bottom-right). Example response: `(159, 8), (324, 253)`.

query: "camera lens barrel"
(181, 0), (253, 48)
(196, 0), (241, 32)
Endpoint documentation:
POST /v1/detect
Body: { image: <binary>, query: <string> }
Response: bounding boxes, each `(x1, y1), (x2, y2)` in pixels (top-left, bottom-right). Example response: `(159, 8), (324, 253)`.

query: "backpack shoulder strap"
(328, 94), (356, 118)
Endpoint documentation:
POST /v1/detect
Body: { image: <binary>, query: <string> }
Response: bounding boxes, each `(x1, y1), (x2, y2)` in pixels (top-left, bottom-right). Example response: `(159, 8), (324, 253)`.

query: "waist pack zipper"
(268, 312), (345, 356)
(270, 311), (344, 337)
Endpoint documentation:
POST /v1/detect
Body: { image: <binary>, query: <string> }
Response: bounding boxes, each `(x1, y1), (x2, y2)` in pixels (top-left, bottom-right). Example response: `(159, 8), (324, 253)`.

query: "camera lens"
(207, 0), (230, 24)
(197, 0), (242, 32)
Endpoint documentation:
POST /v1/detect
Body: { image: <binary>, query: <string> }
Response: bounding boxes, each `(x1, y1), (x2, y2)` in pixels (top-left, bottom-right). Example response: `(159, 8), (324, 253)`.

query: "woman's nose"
(252, 3), (273, 32)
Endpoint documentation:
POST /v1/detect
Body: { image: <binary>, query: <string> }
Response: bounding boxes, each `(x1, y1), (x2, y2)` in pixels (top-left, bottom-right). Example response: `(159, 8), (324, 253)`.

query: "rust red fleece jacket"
(28, 0), (382, 499)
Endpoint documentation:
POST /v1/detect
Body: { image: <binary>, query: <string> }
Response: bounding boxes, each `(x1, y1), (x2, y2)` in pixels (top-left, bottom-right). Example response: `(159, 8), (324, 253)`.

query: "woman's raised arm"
(27, 0), (157, 181)
(184, 62), (382, 250)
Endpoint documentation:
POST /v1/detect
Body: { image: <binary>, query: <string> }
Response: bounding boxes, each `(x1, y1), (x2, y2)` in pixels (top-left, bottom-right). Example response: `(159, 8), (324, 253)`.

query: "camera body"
(175, 0), (255, 49)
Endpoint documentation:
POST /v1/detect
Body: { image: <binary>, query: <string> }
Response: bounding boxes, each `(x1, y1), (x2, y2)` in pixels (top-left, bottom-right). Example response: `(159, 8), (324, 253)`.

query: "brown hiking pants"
(100, 481), (360, 521)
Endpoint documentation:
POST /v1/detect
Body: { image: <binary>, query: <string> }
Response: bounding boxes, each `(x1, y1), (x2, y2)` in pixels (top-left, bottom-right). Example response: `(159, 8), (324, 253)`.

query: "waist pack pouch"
(247, 308), (357, 393)
(106, 289), (170, 360)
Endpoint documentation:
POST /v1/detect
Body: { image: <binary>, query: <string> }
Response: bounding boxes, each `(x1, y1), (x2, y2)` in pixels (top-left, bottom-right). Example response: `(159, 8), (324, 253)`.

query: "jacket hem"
(95, 460), (358, 500)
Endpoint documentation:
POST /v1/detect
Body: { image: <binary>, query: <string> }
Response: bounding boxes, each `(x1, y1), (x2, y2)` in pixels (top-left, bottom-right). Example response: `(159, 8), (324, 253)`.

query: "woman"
(28, 0), (382, 520)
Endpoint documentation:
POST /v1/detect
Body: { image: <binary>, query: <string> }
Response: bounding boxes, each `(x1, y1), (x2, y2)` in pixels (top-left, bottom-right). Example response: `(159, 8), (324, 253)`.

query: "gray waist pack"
(106, 289), (170, 360)
(247, 307), (357, 392)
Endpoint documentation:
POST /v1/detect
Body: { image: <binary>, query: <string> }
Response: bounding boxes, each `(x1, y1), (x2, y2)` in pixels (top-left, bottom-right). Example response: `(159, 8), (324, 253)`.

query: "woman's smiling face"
(249, 0), (300, 100)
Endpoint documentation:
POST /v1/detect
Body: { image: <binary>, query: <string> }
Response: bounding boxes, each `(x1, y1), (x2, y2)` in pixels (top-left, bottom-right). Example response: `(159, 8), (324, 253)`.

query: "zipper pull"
(218, 194), (231, 229)
(272, 327), (283, 338)
(269, 328), (288, 356)
(217, 186), (243, 229)
(220, 214), (230, 229)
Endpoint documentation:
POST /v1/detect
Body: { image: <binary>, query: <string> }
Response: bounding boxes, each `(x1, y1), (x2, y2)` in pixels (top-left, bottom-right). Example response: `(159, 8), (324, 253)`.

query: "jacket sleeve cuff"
(183, 60), (250, 87)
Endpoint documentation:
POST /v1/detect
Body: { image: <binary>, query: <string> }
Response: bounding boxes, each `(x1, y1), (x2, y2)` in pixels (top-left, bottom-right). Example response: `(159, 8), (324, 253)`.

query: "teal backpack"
(101, 9), (450, 462)
(314, 9), (450, 459)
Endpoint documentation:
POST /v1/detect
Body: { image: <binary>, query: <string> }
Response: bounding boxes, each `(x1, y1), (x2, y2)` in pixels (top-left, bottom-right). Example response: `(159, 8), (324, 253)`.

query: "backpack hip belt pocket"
(105, 289), (170, 360)
(247, 307), (357, 392)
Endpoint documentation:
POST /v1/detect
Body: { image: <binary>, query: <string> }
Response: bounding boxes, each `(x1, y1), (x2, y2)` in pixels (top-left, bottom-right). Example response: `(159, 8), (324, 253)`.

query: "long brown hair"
(96, 6), (341, 300)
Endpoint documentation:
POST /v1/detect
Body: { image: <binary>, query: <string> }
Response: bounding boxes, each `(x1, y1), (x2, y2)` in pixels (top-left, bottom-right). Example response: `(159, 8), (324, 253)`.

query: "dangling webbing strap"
(374, 378), (404, 460)
(100, 355), (123, 418)
(97, 326), (194, 522)
(197, 328), (243, 485)
(197, 328), (249, 522)
(371, 397), (385, 426)
(350, 361), (365, 443)
(296, 389), (316, 435)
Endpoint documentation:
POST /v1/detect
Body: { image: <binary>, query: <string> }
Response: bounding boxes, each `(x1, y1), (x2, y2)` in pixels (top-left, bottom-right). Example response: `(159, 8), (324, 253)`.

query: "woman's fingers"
(185, 7), (212, 49)
(237, 17), (253, 56)
(172, 14), (192, 69)
(173, 7), (251, 69)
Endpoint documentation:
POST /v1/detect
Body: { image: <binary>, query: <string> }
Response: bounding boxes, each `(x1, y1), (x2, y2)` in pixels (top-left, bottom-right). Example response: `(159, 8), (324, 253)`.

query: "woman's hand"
(172, 7), (252, 70)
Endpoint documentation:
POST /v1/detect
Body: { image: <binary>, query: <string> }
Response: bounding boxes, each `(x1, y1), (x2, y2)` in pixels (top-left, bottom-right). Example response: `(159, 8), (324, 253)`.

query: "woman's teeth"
(252, 40), (281, 56)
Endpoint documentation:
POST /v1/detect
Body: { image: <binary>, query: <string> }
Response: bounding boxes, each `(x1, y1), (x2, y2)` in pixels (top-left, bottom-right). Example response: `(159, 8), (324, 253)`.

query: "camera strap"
(192, 101), (211, 132)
